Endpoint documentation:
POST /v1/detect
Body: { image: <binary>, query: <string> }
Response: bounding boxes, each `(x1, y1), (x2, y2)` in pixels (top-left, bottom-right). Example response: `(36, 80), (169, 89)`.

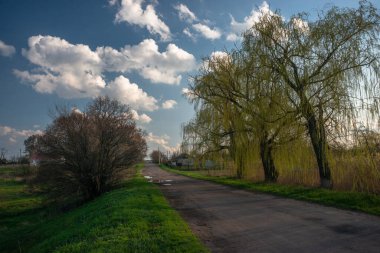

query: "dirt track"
(142, 164), (380, 253)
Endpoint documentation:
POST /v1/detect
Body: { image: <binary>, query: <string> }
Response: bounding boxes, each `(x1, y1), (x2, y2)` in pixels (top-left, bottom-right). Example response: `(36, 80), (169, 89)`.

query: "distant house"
(29, 153), (45, 166)
(177, 158), (194, 167)
(204, 160), (215, 169)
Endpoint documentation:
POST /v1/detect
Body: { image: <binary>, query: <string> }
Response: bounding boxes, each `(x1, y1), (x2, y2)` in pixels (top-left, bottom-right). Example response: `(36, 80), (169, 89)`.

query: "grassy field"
(0, 165), (208, 253)
(161, 165), (380, 216)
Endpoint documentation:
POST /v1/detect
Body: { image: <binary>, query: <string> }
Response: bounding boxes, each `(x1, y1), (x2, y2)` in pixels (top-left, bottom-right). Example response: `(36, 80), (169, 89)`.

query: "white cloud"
(192, 23), (221, 40)
(292, 17), (309, 33)
(98, 38), (196, 85)
(228, 1), (274, 40)
(9, 137), (17, 143)
(0, 40), (16, 57)
(0, 126), (13, 136)
(105, 76), (158, 111)
(182, 87), (196, 100)
(173, 4), (221, 42)
(146, 132), (169, 146)
(174, 3), (197, 23)
(162, 99), (177, 109)
(183, 28), (195, 40)
(146, 132), (179, 152)
(226, 33), (239, 42)
(15, 35), (196, 110)
(131, 109), (152, 124)
(0, 125), (44, 154)
(202, 51), (231, 70)
(71, 107), (83, 114)
(17, 35), (105, 98)
(110, 0), (171, 41)
(0, 125), (43, 145)
(210, 51), (229, 60)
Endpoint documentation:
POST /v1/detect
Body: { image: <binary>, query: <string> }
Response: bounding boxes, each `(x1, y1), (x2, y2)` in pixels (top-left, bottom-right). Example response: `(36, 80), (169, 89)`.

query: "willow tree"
(182, 104), (233, 170)
(185, 65), (248, 177)
(185, 49), (299, 181)
(183, 52), (253, 178)
(182, 106), (231, 156)
(243, 1), (380, 187)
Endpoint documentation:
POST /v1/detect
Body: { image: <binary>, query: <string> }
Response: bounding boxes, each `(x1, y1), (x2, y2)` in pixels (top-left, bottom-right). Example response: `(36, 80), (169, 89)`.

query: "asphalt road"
(142, 164), (380, 253)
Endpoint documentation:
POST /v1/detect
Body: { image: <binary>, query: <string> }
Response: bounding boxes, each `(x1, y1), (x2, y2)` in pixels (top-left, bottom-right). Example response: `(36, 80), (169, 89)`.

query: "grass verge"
(0, 165), (208, 253)
(161, 165), (380, 216)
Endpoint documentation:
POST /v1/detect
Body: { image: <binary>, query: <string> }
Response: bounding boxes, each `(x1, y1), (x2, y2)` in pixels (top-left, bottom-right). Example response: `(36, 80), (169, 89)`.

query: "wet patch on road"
(329, 224), (361, 234)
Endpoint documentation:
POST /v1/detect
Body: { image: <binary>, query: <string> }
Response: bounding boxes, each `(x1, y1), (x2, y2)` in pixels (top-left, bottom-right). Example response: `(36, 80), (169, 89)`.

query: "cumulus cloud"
(183, 27), (195, 40)
(0, 125), (43, 145)
(292, 17), (309, 33)
(110, 0), (171, 41)
(210, 51), (229, 60)
(162, 99), (177, 109)
(226, 33), (239, 42)
(97, 38), (196, 84)
(71, 107), (83, 114)
(146, 132), (179, 152)
(105, 76), (158, 111)
(173, 4), (221, 41)
(0, 40), (16, 57)
(14, 35), (196, 110)
(0, 126), (13, 136)
(174, 3), (197, 23)
(192, 23), (221, 40)
(182, 87), (196, 100)
(131, 109), (152, 124)
(16, 36), (105, 98)
(228, 1), (274, 41)
(201, 51), (231, 70)
(0, 125), (44, 157)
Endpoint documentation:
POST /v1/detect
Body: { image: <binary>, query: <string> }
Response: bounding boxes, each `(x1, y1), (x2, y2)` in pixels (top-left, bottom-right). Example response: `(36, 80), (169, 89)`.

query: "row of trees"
(182, 1), (380, 188)
(25, 97), (147, 204)
(149, 150), (168, 164)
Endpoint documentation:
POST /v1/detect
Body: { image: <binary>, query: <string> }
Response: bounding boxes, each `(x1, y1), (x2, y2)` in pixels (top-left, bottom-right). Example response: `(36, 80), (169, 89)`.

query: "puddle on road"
(144, 176), (174, 185)
(144, 176), (153, 182)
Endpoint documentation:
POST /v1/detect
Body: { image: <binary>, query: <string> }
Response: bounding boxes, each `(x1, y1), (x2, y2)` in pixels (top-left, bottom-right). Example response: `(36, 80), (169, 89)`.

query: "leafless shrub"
(31, 96), (147, 205)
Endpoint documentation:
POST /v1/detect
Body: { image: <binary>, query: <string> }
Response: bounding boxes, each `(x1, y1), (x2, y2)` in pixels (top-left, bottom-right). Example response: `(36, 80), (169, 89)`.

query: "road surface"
(142, 164), (380, 253)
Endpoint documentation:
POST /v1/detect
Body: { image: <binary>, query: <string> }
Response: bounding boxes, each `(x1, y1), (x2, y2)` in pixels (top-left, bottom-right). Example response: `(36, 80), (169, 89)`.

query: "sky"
(0, 0), (378, 159)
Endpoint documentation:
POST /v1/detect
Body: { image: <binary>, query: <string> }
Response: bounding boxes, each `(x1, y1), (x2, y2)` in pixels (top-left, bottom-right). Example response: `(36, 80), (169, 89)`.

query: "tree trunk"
(298, 88), (332, 188)
(228, 130), (244, 179)
(236, 152), (244, 179)
(259, 136), (278, 182)
(306, 112), (332, 188)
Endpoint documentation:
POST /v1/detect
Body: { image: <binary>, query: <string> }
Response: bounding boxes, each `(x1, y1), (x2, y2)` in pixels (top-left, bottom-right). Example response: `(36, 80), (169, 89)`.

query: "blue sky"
(0, 0), (378, 158)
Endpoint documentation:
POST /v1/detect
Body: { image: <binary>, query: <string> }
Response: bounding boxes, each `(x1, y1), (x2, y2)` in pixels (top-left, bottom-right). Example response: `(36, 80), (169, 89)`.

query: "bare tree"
(33, 96), (147, 204)
(0, 148), (7, 164)
(150, 150), (167, 164)
(24, 135), (42, 158)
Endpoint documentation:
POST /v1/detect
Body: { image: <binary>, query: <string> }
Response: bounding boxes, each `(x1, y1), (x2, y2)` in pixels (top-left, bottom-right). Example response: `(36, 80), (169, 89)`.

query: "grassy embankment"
(0, 164), (208, 253)
(161, 165), (380, 216)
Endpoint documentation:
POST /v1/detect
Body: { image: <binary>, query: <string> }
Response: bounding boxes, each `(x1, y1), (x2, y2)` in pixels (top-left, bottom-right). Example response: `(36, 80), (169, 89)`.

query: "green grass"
(161, 165), (380, 216)
(0, 165), (208, 253)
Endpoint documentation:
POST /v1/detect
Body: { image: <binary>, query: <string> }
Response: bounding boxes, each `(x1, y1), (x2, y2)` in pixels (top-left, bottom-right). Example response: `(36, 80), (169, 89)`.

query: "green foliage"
(182, 1), (380, 190)
(0, 166), (208, 253)
(162, 165), (380, 216)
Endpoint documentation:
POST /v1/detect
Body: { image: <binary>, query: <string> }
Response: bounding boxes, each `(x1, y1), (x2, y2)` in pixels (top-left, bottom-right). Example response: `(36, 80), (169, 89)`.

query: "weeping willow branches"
(182, 1), (380, 188)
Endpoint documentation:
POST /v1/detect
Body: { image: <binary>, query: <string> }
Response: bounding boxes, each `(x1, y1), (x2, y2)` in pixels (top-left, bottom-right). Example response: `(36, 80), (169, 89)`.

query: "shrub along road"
(142, 164), (380, 253)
